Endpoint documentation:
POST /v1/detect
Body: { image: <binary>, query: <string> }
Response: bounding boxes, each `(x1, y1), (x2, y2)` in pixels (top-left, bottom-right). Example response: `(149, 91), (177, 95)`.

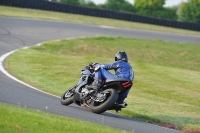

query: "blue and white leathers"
(94, 60), (134, 104)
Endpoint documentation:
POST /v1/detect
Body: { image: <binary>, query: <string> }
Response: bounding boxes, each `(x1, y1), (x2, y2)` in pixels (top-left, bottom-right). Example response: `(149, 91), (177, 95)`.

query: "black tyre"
(90, 89), (118, 114)
(60, 85), (75, 105)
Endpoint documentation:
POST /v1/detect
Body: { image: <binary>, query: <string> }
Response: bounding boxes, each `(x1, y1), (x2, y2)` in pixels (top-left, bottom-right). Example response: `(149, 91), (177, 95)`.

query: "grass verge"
(0, 5), (200, 36)
(0, 103), (130, 133)
(4, 36), (200, 132)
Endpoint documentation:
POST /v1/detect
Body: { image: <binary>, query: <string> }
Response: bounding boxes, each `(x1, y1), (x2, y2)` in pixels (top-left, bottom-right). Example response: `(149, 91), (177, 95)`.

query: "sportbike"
(60, 64), (132, 114)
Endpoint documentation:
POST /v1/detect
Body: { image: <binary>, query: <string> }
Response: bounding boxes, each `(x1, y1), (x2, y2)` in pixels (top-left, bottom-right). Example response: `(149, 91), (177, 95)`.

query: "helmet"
(115, 51), (128, 62)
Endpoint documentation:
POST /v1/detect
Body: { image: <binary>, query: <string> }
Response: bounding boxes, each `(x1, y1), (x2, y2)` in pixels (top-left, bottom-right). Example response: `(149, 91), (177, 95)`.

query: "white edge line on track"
(0, 37), (87, 99)
(0, 42), (61, 98)
(0, 37), (84, 99)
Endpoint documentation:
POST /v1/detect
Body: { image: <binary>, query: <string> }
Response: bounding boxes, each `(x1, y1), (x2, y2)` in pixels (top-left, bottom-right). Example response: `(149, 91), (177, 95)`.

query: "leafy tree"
(161, 7), (178, 20)
(104, 0), (135, 13)
(85, 1), (96, 7)
(78, 0), (85, 5)
(134, 0), (164, 16)
(178, 0), (200, 23)
(134, 0), (177, 20)
(134, 0), (165, 9)
(80, 0), (97, 8)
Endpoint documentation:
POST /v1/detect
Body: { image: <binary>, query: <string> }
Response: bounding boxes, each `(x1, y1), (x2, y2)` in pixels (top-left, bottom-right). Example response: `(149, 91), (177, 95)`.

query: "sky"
(90, 0), (188, 7)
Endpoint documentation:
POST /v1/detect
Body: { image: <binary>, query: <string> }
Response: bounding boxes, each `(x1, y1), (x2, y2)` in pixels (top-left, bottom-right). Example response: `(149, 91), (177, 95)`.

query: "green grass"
(4, 36), (200, 132)
(0, 5), (200, 36)
(0, 103), (130, 133)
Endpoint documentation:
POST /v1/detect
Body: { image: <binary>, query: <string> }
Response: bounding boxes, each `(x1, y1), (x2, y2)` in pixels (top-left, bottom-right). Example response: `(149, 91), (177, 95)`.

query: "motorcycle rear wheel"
(60, 85), (75, 105)
(90, 88), (118, 114)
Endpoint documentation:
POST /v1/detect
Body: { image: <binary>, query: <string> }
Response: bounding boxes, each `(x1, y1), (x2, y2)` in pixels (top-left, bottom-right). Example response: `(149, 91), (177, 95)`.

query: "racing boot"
(113, 102), (128, 113)
(87, 78), (102, 91)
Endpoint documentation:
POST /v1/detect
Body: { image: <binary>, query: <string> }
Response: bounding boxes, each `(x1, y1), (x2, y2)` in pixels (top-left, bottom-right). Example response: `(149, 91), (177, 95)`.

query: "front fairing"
(74, 66), (94, 94)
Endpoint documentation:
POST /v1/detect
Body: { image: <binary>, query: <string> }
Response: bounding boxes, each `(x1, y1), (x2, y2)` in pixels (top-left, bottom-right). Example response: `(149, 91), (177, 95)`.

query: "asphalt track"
(1, 17), (199, 133)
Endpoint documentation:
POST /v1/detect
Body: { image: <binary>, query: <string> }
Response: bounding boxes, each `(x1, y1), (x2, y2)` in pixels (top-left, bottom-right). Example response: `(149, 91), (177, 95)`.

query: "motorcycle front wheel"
(60, 85), (75, 105)
(90, 88), (118, 114)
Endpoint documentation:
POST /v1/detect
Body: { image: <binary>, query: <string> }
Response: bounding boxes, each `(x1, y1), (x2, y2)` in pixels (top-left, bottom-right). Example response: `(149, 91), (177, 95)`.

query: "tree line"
(53, 0), (200, 23)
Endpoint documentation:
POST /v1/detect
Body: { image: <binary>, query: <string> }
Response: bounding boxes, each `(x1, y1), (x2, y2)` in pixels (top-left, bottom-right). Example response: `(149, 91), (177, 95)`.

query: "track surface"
(1, 17), (199, 133)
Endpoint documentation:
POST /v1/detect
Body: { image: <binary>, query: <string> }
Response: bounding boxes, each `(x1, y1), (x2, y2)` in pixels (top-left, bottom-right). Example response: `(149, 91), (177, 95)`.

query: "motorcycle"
(60, 64), (132, 114)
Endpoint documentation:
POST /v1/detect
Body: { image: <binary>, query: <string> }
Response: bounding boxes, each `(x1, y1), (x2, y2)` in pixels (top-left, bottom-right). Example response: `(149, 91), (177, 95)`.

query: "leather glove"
(89, 62), (98, 68)
(94, 66), (100, 72)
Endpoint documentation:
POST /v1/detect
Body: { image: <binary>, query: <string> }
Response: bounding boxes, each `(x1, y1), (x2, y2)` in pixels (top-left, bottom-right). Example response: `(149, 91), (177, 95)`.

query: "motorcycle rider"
(87, 51), (134, 111)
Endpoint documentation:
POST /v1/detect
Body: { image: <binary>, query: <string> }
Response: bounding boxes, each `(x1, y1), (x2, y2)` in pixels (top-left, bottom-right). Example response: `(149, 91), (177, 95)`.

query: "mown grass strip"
(4, 36), (200, 132)
(0, 103), (130, 133)
(0, 5), (200, 36)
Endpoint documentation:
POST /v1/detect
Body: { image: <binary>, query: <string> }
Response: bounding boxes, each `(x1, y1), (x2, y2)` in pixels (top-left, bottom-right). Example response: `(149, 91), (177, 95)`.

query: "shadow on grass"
(116, 110), (200, 131)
